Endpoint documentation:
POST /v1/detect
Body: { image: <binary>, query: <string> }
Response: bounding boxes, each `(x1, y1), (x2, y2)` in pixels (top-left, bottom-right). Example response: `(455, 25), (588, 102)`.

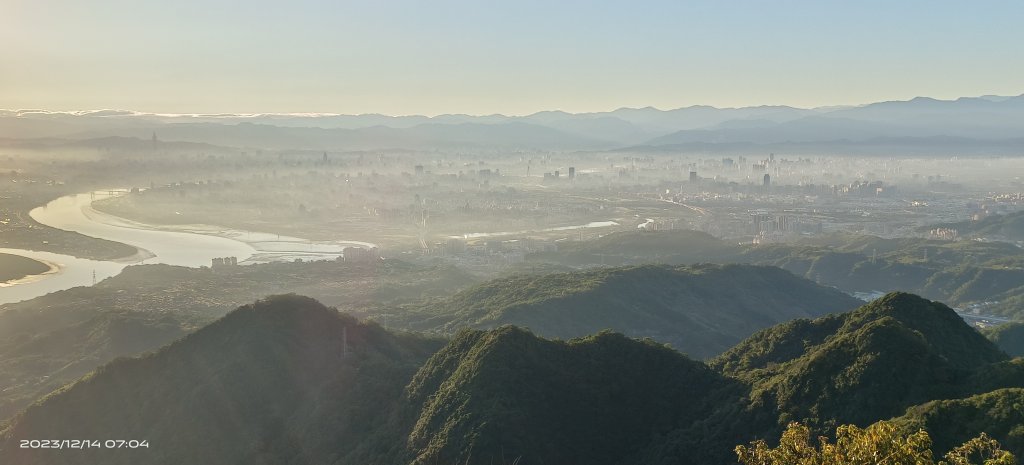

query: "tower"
(342, 326), (349, 357)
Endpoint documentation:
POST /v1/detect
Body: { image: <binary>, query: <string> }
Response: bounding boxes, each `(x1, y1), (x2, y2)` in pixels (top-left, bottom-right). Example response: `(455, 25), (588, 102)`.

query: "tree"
(736, 421), (1014, 465)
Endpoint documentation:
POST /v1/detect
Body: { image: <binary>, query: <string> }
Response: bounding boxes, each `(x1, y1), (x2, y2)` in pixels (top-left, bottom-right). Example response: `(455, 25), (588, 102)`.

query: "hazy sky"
(2, 0), (1022, 115)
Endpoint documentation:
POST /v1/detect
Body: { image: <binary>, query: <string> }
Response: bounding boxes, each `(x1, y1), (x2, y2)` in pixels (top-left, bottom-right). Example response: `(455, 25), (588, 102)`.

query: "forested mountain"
(531, 229), (1024, 319)
(0, 260), (475, 423)
(402, 263), (862, 359)
(404, 327), (742, 465)
(0, 295), (443, 465)
(712, 293), (1008, 429)
(894, 387), (1024, 458)
(1, 292), (1021, 465)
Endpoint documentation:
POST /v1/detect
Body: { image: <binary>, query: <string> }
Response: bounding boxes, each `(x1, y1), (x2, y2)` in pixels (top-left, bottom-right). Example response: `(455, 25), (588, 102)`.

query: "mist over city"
(2, 1), (1024, 464)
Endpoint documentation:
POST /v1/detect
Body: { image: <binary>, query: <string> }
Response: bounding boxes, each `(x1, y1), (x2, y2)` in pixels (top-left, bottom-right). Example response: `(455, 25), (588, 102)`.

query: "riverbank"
(60, 191), (374, 264)
(0, 189), (382, 304)
(0, 190), (138, 261)
(92, 190), (414, 250)
(0, 253), (52, 282)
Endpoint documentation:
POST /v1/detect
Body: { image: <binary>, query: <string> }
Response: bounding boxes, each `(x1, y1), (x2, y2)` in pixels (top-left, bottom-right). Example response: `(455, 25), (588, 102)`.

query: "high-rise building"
(568, 167), (575, 179)
(689, 171), (698, 183)
(763, 173), (771, 187)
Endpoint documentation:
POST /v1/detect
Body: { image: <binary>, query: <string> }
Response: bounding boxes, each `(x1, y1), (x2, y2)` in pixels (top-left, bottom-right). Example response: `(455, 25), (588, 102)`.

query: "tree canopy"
(737, 421), (1015, 465)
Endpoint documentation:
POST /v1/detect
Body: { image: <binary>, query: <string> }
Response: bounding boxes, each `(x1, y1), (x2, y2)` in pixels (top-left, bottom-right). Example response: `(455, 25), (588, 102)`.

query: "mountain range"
(0, 262), (849, 423)
(2, 292), (1021, 465)
(3, 94), (1024, 152)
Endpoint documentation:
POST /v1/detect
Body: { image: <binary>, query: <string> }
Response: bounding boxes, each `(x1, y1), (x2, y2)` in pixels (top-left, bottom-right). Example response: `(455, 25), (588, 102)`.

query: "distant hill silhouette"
(4, 94), (1023, 151)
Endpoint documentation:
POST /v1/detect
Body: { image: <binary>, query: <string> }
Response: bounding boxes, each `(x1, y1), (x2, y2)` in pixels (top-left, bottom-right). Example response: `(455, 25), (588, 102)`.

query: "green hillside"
(894, 388), (1024, 457)
(403, 263), (862, 359)
(526, 229), (1024, 319)
(985, 322), (1024, 357)
(712, 293), (1008, 430)
(0, 295), (443, 465)
(0, 259), (474, 423)
(406, 327), (741, 465)
(1, 293), (1020, 465)
(0, 311), (187, 420)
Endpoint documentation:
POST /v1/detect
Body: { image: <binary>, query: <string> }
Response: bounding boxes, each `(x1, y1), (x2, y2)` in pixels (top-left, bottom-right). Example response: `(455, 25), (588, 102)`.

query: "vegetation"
(527, 229), (1024, 319)
(985, 323), (1024, 357)
(406, 327), (741, 465)
(0, 253), (49, 282)
(0, 259), (475, 422)
(534, 229), (737, 266)
(894, 388), (1024, 460)
(2, 292), (1022, 464)
(0, 183), (139, 261)
(736, 421), (1015, 465)
(0, 295), (444, 465)
(400, 263), (862, 359)
(712, 293), (1008, 431)
(930, 211), (1024, 243)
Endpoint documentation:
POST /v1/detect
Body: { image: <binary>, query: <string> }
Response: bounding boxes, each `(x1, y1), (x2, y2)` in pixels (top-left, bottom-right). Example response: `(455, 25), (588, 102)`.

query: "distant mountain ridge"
(3, 93), (1023, 151)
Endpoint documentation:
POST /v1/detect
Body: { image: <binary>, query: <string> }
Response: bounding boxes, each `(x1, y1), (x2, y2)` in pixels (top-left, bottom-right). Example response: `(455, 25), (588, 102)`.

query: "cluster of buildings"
(342, 246), (381, 263)
(835, 180), (897, 197)
(966, 201), (1018, 222)
(988, 192), (1024, 204)
(211, 256), (238, 268)
(928, 227), (960, 241)
(751, 213), (824, 243)
(637, 219), (677, 231)
(543, 167), (575, 182)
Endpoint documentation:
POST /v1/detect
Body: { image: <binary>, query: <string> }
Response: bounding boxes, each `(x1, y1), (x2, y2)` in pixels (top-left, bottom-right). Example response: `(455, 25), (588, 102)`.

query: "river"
(450, 221), (620, 239)
(0, 190), (376, 304)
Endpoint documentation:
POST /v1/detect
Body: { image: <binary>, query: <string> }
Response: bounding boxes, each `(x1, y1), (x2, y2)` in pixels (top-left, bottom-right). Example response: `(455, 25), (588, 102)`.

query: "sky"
(2, 0), (1023, 116)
